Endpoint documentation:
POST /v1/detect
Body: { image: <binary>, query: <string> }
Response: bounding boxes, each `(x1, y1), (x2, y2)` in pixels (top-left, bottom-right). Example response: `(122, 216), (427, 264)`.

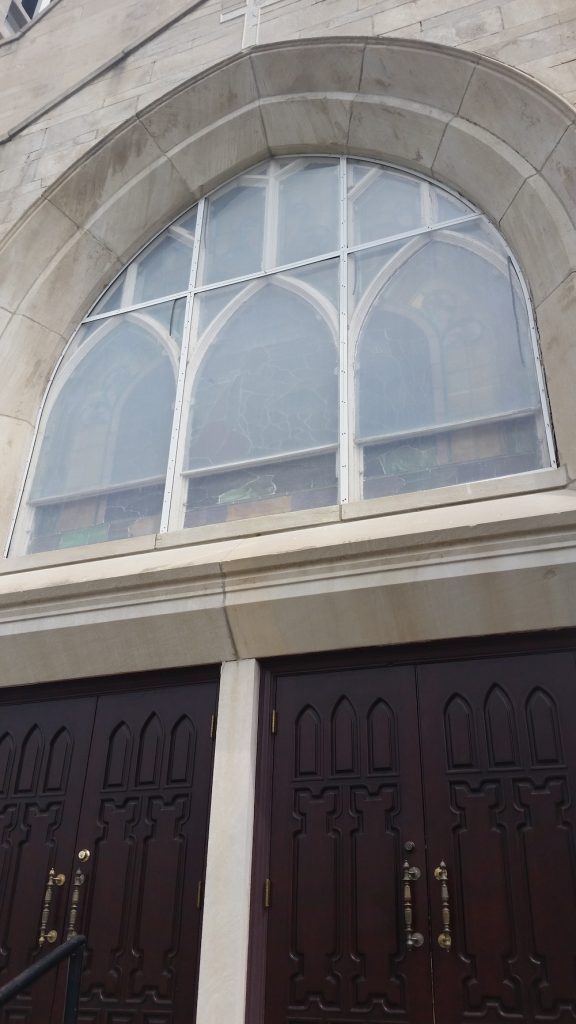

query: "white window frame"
(3, 0), (53, 37)
(5, 157), (558, 557)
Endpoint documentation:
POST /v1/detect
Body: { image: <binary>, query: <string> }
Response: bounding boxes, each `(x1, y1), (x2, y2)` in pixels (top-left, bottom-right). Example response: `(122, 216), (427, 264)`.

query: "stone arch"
(1, 36), (575, 547)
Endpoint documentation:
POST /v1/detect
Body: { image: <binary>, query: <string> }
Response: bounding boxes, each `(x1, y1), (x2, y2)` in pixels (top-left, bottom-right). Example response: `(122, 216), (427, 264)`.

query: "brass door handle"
(402, 861), (424, 949)
(38, 868), (65, 947)
(434, 861), (452, 951)
(66, 869), (85, 939)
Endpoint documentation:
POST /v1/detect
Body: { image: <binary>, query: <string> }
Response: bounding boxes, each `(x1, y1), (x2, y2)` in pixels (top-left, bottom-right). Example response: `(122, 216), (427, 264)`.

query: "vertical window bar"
(511, 252), (557, 467)
(421, 182), (434, 229)
(159, 197), (206, 533)
(338, 157), (349, 504)
(264, 160), (279, 271)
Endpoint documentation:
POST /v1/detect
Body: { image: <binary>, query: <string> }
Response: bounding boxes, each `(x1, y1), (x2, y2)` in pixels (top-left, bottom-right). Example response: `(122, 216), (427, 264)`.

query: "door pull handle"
(402, 861), (424, 949)
(66, 869), (85, 940)
(38, 868), (65, 947)
(434, 861), (452, 951)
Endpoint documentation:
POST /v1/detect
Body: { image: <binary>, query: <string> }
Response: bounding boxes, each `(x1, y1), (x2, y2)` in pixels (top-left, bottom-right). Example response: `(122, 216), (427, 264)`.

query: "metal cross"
(220, 0), (280, 48)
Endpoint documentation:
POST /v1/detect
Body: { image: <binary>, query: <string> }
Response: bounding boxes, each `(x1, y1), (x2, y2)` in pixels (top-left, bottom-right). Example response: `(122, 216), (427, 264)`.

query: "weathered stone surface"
(501, 173), (576, 305)
(19, 228), (121, 336)
(360, 40), (474, 113)
(166, 105), (269, 197)
(262, 94), (352, 154)
(0, 414), (33, 548)
(460, 63), (574, 169)
(0, 0), (573, 245)
(0, 199), (77, 312)
(139, 56), (259, 155)
(349, 95), (450, 170)
(542, 124), (576, 225)
(83, 156), (193, 261)
(433, 116), (534, 221)
(251, 40), (364, 95)
(536, 273), (576, 477)
(47, 120), (168, 227)
(0, 314), (64, 423)
(196, 659), (258, 1024)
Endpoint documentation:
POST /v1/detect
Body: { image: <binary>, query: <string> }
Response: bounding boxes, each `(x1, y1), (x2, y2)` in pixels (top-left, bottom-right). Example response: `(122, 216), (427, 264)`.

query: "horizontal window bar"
(183, 444), (338, 478)
(346, 214), (480, 256)
(357, 408), (541, 447)
(29, 475), (166, 507)
(83, 292), (188, 323)
(81, 216), (481, 322)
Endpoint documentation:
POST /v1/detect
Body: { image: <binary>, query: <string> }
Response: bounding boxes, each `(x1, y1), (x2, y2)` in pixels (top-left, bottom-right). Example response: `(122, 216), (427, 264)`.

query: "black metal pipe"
(62, 944), (84, 1024)
(0, 935), (86, 1007)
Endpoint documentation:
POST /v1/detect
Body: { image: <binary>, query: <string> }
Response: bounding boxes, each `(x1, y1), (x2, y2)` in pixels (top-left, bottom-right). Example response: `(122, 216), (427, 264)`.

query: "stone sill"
(1, 466), (567, 577)
(0, 472), (575, 685)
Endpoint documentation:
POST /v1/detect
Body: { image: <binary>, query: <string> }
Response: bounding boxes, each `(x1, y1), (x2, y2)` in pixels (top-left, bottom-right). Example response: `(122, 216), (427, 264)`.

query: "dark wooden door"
(263, 652), (576, 1024)
(71, 682), (217, 1024)
(0, 677), (217, 1024)
(264, 666), (433, 1024)
(0, 697), (97, 1022)
(419, 653), (576, 1024)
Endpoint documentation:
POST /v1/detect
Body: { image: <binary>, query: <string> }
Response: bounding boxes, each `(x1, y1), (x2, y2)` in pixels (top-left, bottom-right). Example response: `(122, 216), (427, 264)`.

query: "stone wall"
(0, 0), (575, 238)
(1, 2), (576, 586)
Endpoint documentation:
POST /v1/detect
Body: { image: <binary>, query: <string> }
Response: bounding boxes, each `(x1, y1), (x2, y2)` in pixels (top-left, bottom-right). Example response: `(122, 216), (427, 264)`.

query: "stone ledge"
(1, 489), (576, 684)
(2, 466), (566, 574)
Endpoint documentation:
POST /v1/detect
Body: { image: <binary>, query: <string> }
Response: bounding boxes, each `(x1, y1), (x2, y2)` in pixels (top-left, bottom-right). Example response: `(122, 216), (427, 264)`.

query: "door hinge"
(210, 714), (217, 740)
(264, 878), (272, 909)
(271, 709), (277, 735)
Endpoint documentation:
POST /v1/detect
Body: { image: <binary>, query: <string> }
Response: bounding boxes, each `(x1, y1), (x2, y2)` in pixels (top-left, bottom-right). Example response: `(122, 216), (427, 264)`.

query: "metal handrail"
(0, 935), (86, 1024)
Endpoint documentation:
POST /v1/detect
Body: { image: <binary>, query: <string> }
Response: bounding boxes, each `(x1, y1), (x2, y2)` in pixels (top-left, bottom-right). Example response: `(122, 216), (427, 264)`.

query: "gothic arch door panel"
(419, 653), (576, 1024)
(262, 651), (576, 1024)
(0, 676), (218, 1024)
(63, 681), (217, 1024)
(264, 666), (433, 1024)
(0, 697), (97, 1022)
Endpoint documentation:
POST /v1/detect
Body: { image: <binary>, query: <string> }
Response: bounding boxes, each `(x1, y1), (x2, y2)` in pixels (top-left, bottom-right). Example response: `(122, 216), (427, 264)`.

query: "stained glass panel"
(354, 225), (541, 440)
(348, 164), (472, 247)
(187, 262), (338, 471)
(91, 210), (196, 315)
(362, 417), (545, 500)
(199, 177), (266, 286)
(182, 261), (339, 523)
(353, 219), (548, 500)
(348, 167), (426, 246)
(10, 158), (553, 556)
(26, 302), (182, 552)
(184, 454), (337, 528)
(275, 158), (339, 267)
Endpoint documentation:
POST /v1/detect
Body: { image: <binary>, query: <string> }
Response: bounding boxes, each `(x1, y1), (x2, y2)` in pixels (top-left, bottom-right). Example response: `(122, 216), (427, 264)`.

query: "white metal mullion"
(123, 263), (139, 307)
(346, 214), (479, 257)
(159, 198), (206, 533)
(422, 181), (434, 228)
(83, 291), (188, 323)
(194, 249), (341, 294)
(338, 157), (349, 505)
(511, 253), (557, 468)
(263, 160), (278, 271)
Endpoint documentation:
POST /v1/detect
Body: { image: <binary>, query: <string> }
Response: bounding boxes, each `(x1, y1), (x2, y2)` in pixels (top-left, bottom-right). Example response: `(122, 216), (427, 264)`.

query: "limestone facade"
(1, 2), (576, 1022)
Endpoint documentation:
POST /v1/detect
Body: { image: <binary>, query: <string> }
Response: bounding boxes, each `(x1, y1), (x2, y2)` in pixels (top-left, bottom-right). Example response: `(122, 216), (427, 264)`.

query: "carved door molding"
(0, 669), (218, 1024)
(256, 648), (576, 1024)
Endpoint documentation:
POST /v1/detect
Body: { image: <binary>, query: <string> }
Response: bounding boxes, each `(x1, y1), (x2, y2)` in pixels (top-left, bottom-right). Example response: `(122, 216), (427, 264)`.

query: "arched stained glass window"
(10, 158), (554, 556)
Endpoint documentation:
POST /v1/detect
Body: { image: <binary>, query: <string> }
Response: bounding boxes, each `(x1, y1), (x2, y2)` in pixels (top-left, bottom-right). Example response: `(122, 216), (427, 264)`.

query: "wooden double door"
(0, 672), (218, 1024)
(262, 652), (576, 1023)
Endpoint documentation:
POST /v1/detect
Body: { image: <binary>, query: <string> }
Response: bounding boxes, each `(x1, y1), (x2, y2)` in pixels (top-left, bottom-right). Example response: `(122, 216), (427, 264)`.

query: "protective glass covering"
(11, 158), (553, 555)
